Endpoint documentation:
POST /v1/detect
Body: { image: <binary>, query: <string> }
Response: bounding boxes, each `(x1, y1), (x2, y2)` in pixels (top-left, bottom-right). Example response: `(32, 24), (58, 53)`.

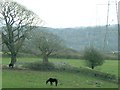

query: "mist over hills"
(0, 25), (118, 52)
(40, 25), (118, 52)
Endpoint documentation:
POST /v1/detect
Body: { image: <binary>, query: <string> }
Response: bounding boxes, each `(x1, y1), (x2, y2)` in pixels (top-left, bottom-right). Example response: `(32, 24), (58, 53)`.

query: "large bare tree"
(25, 29), (64, 63)
(0, 0), (42, 65)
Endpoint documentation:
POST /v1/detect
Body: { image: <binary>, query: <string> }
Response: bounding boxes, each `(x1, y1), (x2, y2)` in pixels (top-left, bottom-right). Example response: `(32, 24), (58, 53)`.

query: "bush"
(83, 47), (104, 69)
(23, 61), (74, 72)
(53, 62), (72, 71)
(23, 61), (55, 71)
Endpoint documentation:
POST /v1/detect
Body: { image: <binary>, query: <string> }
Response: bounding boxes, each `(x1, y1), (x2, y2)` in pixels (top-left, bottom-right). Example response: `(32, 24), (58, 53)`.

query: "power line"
(103, 0), (118, 51)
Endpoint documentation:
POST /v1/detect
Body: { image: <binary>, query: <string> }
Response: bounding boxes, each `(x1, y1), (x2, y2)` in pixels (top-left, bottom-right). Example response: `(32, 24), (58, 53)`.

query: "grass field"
(1, 57), (119, 88)
(2, 57), (118, 76)
(2, 69), (118, 88)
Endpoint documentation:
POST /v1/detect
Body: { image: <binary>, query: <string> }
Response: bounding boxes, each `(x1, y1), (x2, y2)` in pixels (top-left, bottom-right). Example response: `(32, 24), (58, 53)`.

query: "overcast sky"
(13, 0), (120, 28)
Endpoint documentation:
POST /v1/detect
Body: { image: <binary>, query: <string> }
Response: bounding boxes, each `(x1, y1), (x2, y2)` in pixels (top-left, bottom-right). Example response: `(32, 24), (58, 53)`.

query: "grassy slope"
(2, 57), (119, 88)
(51, 58), (118, 76)
(2, 69), (118, 88)
(2, 57), (118, 76)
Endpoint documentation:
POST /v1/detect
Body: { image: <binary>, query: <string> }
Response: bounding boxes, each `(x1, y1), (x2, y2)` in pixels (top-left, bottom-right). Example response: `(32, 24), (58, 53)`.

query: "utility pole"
(118, 1), (120, 59)
(103, 0), (110, 50)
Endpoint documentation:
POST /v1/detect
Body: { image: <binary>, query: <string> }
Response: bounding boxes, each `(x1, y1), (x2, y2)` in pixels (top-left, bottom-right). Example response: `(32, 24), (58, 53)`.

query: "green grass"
(2, 57), (118, 76)
(2, 57), (119, 88)
(95, 60), (118, 76)
(2, 57), (39, 64)
(2, 69), (118, 88)
(0, 71), (2, 89)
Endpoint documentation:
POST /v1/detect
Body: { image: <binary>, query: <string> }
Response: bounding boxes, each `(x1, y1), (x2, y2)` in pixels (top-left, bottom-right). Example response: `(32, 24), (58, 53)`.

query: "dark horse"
(9, 63), (14, 68)
(46, 78), (58, 86)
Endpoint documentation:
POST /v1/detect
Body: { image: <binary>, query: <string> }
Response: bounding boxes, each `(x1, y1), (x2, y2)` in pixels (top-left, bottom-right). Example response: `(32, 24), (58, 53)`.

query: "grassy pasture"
(2, 57), (118, 76)
(1, 57), (119, 88)
(2, 69), (118, 88)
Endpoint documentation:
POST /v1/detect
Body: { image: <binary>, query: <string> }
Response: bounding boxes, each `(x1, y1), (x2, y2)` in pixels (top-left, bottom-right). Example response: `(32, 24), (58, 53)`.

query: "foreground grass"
(2, 69), (118, 88)
(2, 57), (118, 76)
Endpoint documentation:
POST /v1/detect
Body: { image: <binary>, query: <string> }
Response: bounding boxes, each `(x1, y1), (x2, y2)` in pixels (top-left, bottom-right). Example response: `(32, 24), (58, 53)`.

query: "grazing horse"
(46, 78), (58, 86)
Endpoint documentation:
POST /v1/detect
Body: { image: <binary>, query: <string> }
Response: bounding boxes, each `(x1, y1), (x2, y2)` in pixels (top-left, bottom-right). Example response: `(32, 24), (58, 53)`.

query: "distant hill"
(0, 25), (118, 52)
(39, 25), (118, 52)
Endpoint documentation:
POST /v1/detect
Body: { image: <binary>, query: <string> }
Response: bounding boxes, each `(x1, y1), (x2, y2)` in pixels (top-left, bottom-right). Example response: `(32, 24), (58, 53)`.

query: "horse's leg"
(55, 80), (58, 86)
(50, 81), (53, 85)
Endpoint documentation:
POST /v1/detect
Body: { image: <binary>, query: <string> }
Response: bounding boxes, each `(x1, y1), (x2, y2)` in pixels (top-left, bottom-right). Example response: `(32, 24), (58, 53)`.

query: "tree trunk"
(43, 54), (48, 63)
(10, 53), (17, 65)
(91, 65), (94, 69)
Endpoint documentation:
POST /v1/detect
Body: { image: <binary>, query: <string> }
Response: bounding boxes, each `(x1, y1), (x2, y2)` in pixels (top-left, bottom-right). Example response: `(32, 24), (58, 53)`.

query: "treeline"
(2, 49), (118, 60)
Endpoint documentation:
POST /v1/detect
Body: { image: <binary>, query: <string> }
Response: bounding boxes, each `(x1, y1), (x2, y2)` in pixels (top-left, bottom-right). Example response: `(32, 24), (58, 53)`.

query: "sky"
(13, 0), (120, 28)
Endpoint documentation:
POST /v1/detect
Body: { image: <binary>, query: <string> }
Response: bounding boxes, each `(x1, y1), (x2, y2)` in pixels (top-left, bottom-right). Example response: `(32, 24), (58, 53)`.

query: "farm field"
(2, 57), (118, 76)
(2, 69), (118, 88)
(1, 57), (119, 88)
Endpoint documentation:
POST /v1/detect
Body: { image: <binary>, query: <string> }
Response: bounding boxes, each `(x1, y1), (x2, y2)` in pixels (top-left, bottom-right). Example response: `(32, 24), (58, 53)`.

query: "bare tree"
(0, 0), (43, 65)
(26, 29), (64, 63)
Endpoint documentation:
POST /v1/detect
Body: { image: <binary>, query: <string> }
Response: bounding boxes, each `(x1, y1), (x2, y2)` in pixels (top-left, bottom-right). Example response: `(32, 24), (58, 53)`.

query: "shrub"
(83, 47), (104, 69)
(53, 62), (72, 71)
(23, 61), (55, 71)
(23, 61), (74, 72)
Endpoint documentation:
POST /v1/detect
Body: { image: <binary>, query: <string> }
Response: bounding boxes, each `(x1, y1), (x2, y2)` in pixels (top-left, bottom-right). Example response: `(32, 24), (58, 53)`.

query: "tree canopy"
(83, 47), (104, 69)
(24, 29), (64, 62)
(0, 0), (43, 65)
